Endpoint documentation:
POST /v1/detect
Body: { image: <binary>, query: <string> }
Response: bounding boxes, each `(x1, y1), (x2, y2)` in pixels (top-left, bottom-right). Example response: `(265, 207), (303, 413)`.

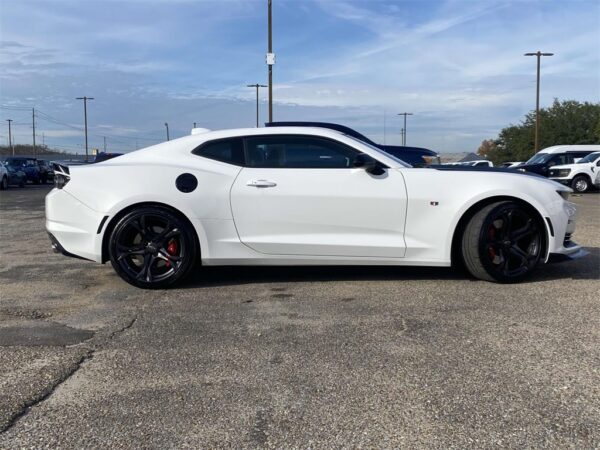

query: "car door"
(230, 134), (407, 258)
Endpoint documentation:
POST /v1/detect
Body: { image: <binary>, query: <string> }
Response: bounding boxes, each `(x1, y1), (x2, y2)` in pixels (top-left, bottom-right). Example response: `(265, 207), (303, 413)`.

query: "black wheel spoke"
(511, 219), (534, 242)
(136, 254), (156, 282)
(158, 249), (182, 263)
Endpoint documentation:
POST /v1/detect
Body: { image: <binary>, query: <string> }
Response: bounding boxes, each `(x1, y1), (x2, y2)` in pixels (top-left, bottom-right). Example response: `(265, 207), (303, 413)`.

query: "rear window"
(192, 138), (244, 166)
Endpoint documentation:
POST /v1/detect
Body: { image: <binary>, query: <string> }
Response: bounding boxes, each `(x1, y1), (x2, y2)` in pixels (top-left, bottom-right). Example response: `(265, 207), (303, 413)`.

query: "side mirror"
(353, 153), (378, 173)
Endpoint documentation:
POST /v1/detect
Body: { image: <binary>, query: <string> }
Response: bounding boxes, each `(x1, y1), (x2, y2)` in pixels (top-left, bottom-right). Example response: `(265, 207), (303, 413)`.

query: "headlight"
(556, 190), (570, 201)
(518, 168), (526, 172)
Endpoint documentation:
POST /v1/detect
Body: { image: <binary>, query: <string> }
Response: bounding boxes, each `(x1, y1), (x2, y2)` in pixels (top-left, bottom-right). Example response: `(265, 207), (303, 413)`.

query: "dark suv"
(37, 159), (54, 183)
(265, 121), (440, 167)
(4, 157), (41, 184)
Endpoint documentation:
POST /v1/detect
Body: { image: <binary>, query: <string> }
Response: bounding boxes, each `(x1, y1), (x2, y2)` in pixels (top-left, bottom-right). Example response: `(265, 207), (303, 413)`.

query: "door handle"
(247, 179), (277, 188)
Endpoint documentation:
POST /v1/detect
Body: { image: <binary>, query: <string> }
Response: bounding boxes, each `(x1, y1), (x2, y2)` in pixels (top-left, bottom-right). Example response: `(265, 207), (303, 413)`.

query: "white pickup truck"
(548, 151), (600, 192)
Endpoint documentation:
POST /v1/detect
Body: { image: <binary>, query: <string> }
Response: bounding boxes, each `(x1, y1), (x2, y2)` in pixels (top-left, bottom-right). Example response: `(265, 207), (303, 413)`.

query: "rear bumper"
(47, 232), (93, 261)
(45, 188), (105, 262)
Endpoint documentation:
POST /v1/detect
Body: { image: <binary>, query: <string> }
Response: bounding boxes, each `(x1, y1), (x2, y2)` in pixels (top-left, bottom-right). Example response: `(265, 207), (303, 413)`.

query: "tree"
(481, 99), (600, 165)
(477, 139), (497, 158)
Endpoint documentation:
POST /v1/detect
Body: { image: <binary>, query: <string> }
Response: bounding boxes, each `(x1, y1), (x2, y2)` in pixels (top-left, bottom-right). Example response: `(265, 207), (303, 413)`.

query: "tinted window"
(578, 152), (600, 163)
(245, 135), (358, 168)
(192, 138), (244, 166)
(548, 154), (572, 166)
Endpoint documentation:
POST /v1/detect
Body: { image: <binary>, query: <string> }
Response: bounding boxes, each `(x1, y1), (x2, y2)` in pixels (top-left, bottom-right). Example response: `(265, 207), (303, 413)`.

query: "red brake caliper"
(165, 239), (178, 268)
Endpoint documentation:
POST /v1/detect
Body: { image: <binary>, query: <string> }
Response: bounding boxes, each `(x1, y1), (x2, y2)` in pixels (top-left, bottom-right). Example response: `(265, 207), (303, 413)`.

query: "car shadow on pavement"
(178, 247), (599, 289)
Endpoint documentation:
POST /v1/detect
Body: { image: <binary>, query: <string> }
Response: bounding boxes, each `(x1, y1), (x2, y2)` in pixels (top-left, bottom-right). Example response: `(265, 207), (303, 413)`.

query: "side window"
(549, 154), (570, 166)
(244, 135), (358, 168)
(192, 138), (244, 166)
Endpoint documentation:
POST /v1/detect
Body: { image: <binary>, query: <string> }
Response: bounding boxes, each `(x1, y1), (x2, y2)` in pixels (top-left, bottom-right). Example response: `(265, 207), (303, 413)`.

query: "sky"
(0, 0), (598, 154)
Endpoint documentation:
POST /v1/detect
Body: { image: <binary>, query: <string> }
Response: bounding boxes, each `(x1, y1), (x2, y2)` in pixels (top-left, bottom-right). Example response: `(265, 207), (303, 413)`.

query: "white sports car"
(46, 125), (585, 288)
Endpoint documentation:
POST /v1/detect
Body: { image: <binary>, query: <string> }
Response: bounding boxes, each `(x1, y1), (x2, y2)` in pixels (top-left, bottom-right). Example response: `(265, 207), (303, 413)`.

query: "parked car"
(0, 161), (26, 188)
(499, 161), (522, 168)
(93, 152), (124, 163)
(4, 157), (41, 183)
(516, 145), (599, 177)
(36, 159), (54, 183)
(456, 160), (493, 167)
(265, 121), (441, 167)
(46, 125), (585, 289)
(548, 151), (600, 193)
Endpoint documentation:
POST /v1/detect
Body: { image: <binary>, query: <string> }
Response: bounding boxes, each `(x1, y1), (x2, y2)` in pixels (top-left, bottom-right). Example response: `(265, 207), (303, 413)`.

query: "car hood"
(432, 165), (543, 178)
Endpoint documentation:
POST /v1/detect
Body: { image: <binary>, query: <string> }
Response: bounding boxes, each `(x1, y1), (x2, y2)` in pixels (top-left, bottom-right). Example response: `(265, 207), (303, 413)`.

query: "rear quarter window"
(192, 138), (244, 166)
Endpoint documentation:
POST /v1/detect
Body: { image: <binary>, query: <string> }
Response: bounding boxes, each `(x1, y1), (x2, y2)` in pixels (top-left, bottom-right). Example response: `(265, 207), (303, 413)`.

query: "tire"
(0, 176), (7, 190)
(571, 175), (590, 193)
(108, 206), (198, 289)
(19, 179), (25, 188)
(461, 201), (543, 283)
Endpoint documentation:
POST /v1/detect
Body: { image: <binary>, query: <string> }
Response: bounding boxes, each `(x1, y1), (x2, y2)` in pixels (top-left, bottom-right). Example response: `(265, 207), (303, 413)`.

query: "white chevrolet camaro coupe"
(46, 126), (585, 288)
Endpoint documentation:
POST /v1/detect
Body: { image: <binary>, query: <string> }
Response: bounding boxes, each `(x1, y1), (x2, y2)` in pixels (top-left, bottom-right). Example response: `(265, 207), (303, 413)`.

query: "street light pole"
(32, 108), (36, 157)
(524, 51), (553, 154)
(397, 112), (413, 146)
(266, 0), (274, 123)
(247, 84), (268, 127)
(76, 96), (94, 162)
(6, 119), (13, 155)
(164, 122), (170, 141)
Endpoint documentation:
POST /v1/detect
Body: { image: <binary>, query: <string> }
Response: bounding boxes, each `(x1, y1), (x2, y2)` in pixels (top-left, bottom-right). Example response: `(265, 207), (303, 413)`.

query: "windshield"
(343, 134), (412, 167)
(578, 152), (600, 163)
(525, 153), (553, 165)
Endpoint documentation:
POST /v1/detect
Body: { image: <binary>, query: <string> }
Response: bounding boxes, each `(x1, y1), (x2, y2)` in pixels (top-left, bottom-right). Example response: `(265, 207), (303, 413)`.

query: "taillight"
(54, 173), (70, 189)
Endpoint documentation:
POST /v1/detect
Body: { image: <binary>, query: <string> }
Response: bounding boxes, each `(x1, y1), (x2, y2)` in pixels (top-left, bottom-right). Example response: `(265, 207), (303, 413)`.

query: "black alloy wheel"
(462, 201), (544, 282)
(108, 206), (198, 288)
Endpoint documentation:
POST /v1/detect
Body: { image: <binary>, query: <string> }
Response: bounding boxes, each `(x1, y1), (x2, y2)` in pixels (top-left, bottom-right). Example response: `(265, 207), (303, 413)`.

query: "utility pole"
(164, 122), (170, 141)
(266, 0), (274, 123)
(193, 122), (197, 128)
(397, 112), (413, 146)
(76, 96), (94, 162)
(6, 119), (13, 155)
(32, 108), (36, 157)
(103, 136), (107, 152)
(400, 128), (405, 146)
(247, 84), (267, 127)
(524, 51), (553, 154)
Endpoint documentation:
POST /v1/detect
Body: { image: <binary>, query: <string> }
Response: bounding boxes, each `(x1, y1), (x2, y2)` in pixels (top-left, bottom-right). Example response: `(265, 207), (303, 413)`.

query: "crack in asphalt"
(0, 315), (139, 434)
(0, 349), (95, 434)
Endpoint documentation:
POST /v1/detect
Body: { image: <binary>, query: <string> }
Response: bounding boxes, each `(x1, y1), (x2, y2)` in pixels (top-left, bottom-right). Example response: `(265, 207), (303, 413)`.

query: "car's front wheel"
(461, 201), (544, 283)
(108, 206), (198, 289)
(0, 176), (7, 190)
(571, 175), (590, 193)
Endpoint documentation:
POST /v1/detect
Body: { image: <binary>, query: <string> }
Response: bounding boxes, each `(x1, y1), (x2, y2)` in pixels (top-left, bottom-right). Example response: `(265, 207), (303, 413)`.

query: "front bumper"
(549, 177), (570, 186)
(548, 247), (589, 263)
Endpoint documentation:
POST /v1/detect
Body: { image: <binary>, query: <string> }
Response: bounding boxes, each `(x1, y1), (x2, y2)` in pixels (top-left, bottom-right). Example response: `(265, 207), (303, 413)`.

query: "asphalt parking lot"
(0, 186), (599, 448)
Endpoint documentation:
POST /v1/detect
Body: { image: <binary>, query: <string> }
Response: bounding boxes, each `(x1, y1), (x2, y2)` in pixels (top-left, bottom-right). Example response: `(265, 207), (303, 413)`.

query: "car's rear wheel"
(108, 206), (198, 289)
(0, 176), (7, 190)
(461, 201), (543, 283)
(571, 175), (589, 193)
